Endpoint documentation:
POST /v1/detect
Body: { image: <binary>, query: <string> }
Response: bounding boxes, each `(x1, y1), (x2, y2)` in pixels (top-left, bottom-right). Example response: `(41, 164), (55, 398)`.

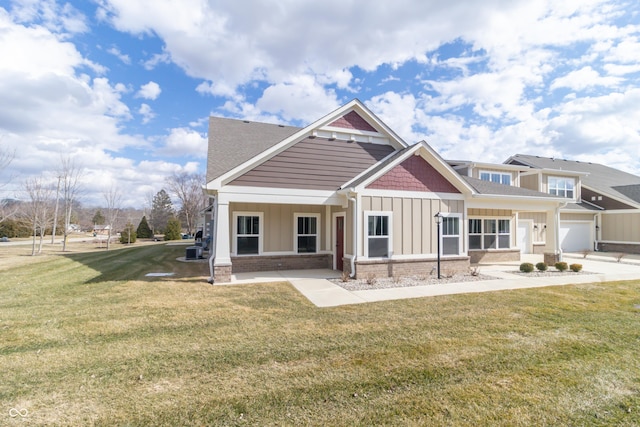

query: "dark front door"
(335, 216), (344, 271)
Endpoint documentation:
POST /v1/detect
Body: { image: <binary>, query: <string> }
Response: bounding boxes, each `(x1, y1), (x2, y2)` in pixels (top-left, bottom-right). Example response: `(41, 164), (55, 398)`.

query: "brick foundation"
(469, 249), (520, 264)
(597, 242), (640, 254)
(544, 252), (561, 265)
(213, 264), (232, 283)
(355, 256), (470, 279)
(231, 254), (332, 273)
(533, 244), (545, 254)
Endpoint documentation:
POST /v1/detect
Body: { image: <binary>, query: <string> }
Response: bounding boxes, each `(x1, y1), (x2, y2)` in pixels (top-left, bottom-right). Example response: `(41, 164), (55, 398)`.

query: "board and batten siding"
(518, 212), (546, 243)
(230, 203), (326, 253)
(519, 174), (539, 192)
(601, 212), (640, 243)
(361, 196), (464, 256)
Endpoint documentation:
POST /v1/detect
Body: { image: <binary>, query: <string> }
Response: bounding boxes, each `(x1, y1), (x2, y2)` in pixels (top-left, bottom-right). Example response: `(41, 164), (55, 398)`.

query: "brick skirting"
(597, 242), (640, 254)
(469, 249), (520, 264)
(355, 256), (470, 279)
(231, 254), (333, 273)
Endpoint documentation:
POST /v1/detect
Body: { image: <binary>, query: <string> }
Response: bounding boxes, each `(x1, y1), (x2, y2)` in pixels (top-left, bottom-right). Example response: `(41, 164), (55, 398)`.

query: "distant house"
(93, 225), (111, 236)
(203, 99), (639, 283)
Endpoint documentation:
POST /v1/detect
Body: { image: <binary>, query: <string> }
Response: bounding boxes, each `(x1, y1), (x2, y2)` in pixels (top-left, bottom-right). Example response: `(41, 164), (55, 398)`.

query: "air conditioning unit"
(185, 246), (203, 260)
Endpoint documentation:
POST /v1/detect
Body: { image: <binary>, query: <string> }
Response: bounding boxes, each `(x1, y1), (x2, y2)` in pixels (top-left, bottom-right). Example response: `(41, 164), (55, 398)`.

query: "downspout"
(207, 196), (217, 284)
(555, 202), (568, 261)
(347, 194), (358, 278)
(595, 212), (602, 251)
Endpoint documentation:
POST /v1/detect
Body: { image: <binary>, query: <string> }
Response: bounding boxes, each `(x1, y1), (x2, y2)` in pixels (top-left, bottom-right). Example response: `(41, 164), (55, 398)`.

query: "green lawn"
(1, 243), (639, 426)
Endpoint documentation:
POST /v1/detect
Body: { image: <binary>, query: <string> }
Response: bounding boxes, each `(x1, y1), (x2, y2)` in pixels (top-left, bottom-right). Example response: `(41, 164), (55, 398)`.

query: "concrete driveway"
(218, 252), (640, 308)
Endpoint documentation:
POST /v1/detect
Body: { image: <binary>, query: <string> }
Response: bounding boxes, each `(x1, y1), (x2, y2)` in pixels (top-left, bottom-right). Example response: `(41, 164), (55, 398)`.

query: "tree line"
(0, 148), (207, 255)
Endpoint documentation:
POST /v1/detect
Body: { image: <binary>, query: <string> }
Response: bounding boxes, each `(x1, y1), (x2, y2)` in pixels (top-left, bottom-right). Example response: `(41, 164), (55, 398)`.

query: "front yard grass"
(1, 243), (639, 426)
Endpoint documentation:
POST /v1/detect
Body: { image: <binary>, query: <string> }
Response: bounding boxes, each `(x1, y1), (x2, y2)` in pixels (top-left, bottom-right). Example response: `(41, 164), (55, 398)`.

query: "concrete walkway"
(219, 253), (640, 308)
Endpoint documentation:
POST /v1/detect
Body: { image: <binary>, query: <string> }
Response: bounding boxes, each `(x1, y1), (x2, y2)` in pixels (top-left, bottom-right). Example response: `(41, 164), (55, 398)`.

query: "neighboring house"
(505, 155), (640, 254)
(203, 99), (635, 283)
(93, 225), (111, 236)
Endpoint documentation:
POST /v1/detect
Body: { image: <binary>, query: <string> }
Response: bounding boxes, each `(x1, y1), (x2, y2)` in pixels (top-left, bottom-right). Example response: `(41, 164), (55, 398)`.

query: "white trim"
(232, 212), (263, 256)
(479, 170), (512, 186)
(468, 217), (512, 251)
(361, 188), (466, 200)
(219, 186), (344, 205)
(517, 219), (534, 254)
(598, 240), (640, 245)
(363, 210), (393, 259)
(548, 175), (576, 200)
(293, 213), (321, 254)
(439, 212), (464, 256)
(332, 212), (346, 270)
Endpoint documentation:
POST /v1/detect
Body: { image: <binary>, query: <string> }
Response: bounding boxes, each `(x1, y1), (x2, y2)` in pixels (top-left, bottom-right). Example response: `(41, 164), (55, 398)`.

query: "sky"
(1, 0), (639, 208)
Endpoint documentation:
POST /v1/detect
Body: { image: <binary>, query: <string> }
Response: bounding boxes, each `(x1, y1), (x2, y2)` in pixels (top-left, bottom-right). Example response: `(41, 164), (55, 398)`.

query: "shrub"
(536, 262), (548, 271)
(164, 217), (182, 241)
(519, 262), (534, 273)
(570, 263), (583, 272)
(555, 262), (568, 272)
(120, 223), (137, 244)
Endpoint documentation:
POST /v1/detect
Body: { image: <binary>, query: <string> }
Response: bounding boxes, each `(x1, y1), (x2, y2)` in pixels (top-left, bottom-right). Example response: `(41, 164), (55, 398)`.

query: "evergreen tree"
(164, 216), (182, 241)
(136, 215), (153, 238)
(92, 210), (105, 225)
(150, 189), (173, 234)
(120, 222), (137, 244)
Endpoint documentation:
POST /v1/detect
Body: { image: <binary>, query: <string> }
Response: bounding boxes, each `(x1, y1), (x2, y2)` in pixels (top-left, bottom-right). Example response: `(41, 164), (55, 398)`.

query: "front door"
(335, 216), (344, 271)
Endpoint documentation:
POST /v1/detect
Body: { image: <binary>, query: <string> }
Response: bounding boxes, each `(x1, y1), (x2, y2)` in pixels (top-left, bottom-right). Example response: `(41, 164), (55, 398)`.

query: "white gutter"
(347, 192), (358, 278)
(556, 202), (568, 261)
(207, 196), (217, 284)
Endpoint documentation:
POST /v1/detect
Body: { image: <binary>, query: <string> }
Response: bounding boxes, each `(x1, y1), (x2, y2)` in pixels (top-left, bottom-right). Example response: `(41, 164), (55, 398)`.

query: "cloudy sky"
(1, 0), (639, 207)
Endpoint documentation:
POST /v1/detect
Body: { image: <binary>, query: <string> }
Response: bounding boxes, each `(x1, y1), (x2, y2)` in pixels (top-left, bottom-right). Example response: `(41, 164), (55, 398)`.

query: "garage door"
(560, 221), (592, 252)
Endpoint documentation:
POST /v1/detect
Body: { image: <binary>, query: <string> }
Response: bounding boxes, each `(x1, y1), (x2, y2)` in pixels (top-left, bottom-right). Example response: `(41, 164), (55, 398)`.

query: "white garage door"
(560, 221), (592, 253)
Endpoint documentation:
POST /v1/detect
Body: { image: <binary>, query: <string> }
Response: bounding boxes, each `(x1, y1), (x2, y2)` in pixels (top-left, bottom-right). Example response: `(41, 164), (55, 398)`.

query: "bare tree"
(58, 157), (84, 251)
(23, 176), (54, 255)
(103, 184), (122, 250)
(166, 172), (206, 236)
(0, 147), (16, 224)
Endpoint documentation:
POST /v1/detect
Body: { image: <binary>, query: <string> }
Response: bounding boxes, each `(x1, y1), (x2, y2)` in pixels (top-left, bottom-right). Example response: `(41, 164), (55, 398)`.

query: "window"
(442, 216), (460, 255)
(235, 214), (261, 255)
(468, 218), (511, 250)
(295, 214), (319, 253)
(548, 177), (574, 198)
(366, 213), (391, 258)
(480, 171), (511, 186)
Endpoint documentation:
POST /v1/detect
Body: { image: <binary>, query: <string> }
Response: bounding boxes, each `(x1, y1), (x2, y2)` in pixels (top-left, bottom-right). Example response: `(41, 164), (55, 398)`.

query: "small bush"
(519, 262), (534, 273)
(570, 263), (583, 272)
(120, 223), (137, 244)
(555, 262), (568, 272)
(536, 262), (548, 271)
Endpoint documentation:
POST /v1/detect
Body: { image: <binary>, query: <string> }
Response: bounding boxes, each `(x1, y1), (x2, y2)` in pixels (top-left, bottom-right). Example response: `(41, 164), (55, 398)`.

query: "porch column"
(213, 197), (232, 282)
(543, 207), (561, 265)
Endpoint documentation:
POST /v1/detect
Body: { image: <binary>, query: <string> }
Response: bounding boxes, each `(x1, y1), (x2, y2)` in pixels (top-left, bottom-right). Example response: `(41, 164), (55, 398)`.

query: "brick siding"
(597, 242), (640, 254)
(355, 256), (470, 279)
(231, 254), (332, 273)
(469, 249), (520, 264)
(367, 156), (460, 193)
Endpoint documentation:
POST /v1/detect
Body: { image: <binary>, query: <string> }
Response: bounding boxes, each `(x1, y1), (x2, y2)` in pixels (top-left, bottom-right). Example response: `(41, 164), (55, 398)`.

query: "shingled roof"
(206, 117), (300, 182)
(462, 176), (561, 199)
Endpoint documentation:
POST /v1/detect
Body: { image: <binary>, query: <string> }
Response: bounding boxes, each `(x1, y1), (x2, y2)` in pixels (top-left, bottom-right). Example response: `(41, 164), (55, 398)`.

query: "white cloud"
(136, 81), (161, 100)
(161, 128), (207, 158)
(551, 66), (622, 91)
(107, 45), (131, 64)
(138, 103), (155, 124)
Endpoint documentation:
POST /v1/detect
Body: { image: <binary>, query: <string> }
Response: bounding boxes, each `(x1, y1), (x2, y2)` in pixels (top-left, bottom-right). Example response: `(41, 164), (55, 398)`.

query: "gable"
(328, 111), (377, 132)
(228, 137), (395, 190)
(366, 155), (460, 193)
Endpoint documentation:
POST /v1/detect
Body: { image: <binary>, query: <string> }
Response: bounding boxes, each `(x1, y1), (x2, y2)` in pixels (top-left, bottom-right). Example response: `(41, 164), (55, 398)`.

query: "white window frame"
(294, 213), (320, 254)
(364, 211), (392, 258)
(439, 213), (463, 256)
(232, 212), (263, 256)
(548, 176), (575, 199)
(468, 217), (511, 250)
(480, 170), (511, 186)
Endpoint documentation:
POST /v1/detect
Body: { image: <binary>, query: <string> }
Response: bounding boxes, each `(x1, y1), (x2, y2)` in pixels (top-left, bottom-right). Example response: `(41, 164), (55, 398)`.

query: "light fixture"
(533, 224), (538, 230)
